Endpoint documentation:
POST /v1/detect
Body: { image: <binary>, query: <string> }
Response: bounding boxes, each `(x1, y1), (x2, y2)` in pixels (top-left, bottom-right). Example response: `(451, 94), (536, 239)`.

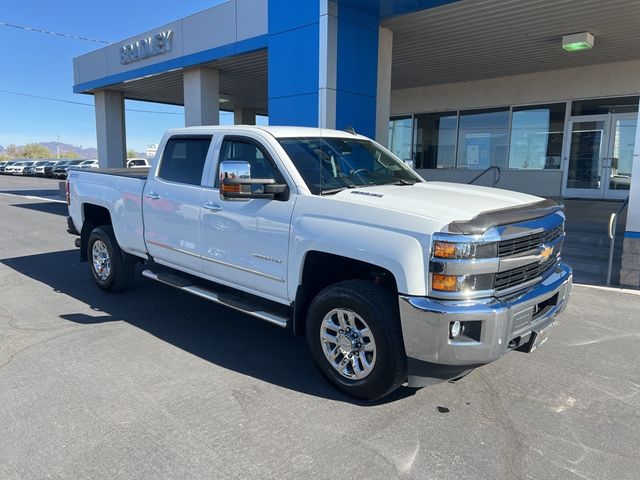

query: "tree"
(21, 143), (52, 159)
(5, 144), (20, 158)
(61, 151), (81, 159)
(127, 148), (137, 158)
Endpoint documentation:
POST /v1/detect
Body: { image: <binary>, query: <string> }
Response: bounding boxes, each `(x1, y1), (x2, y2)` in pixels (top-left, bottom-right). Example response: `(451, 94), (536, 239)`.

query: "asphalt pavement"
(0, 175), (639, 480)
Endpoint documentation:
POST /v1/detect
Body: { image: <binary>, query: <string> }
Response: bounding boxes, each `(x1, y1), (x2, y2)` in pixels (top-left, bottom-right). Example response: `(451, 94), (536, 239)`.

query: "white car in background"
(11, 161), (36, 175)
(127, 158), (150, 169)
(5, 161), (23, 174)
(77, 159), (99, 169)
(35, 160), (60, 176)
(24, 160), (48, 176)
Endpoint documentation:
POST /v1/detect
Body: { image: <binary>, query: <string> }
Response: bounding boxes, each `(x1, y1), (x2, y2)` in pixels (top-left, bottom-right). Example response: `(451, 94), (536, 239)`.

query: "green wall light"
(562, 32), (594, 52)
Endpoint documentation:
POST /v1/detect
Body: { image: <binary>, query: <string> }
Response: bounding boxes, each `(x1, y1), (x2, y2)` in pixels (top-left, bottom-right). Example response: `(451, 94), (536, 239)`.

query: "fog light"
(432, 274), (458, 292)
(449, 321), (464, 339)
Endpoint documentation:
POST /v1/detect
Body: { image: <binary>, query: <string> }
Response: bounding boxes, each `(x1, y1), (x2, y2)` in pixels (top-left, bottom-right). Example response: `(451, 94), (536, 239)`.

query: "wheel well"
(80, 204), (112, 261)
(293, 251), (398, 335)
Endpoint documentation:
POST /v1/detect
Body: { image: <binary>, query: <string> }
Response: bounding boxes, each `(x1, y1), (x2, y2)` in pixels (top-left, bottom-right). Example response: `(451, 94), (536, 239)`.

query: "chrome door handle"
(203, 202), (223, 212)
(145, 192), (160, 200)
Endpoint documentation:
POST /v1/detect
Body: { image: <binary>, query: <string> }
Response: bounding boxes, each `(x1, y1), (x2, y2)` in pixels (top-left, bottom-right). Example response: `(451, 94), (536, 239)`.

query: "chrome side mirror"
(219, 160), (251, 183)
(219, 160), (288, 201)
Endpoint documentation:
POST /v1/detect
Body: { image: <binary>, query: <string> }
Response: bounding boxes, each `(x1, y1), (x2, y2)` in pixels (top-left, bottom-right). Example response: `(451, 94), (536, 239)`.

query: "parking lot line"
(0, 191), (66, 203)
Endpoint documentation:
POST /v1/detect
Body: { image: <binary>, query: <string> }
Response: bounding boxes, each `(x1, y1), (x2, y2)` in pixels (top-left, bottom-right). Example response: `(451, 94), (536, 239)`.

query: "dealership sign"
(119, 30), (174, 65)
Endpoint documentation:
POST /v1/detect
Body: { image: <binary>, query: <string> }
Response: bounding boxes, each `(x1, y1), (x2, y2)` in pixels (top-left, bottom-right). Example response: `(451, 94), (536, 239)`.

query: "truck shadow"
(1, 249), (416, 405)
(9, 202), (68, 217)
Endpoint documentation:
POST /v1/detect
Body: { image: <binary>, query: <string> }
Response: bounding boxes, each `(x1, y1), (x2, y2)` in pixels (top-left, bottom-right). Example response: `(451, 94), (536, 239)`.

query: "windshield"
(278, 137), (421, 195)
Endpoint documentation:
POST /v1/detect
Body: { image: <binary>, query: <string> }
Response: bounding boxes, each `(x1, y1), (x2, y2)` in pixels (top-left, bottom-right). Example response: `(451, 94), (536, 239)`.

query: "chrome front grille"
(494, 254), (559, 291)
(498, 224), (563, 257)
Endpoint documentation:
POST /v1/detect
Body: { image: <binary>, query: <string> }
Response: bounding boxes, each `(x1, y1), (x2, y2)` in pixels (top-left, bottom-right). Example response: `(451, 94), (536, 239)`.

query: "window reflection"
(456, 109), (509, 170)
(509, 104), (565, 170)
(388, 117), (413, 166)
(609, 118), (637, 190)
(412, 112), (457, 169)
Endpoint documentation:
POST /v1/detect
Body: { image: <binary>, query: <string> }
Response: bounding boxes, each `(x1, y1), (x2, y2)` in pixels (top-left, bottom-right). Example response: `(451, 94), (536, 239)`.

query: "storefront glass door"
(562, 113), (637, 199)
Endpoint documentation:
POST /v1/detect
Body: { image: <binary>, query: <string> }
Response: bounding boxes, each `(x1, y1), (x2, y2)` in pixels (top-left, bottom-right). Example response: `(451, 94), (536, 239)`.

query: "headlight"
(433, 240), (497, 259)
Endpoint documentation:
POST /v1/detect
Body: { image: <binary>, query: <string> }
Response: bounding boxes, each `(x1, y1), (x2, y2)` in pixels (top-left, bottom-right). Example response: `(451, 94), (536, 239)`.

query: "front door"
(562, 113), (637, 199)
(200, 134), (294, 303)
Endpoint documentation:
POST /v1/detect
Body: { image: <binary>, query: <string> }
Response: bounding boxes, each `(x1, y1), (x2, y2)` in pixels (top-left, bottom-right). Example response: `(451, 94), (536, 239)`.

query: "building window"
(509, 103), (566, 170)
(456, 108), (509, 170)
(571, 96), (639, 116)
(388, 116), (413, 165)
(414, 112), (458, 169)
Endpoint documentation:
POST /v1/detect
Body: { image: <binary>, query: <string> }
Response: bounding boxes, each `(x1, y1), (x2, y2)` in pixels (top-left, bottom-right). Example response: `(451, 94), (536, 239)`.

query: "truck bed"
(76, 167), (149, 179)
(68, 167), (149, 259)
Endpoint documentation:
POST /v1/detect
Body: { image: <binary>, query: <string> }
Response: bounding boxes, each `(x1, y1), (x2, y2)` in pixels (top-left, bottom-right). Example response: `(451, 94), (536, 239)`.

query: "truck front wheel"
(306, 280), (407, 401)
(87, 225), (134, 292)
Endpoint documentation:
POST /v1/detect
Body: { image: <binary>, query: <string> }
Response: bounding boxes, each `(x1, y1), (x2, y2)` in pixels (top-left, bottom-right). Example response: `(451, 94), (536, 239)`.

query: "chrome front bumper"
(399, 262), (572, 386)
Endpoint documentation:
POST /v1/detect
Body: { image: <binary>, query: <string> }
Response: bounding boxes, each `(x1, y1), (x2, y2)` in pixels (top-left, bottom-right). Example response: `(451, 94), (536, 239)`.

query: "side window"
(158, 136), (212, 186)
(214, 138), (283, 187)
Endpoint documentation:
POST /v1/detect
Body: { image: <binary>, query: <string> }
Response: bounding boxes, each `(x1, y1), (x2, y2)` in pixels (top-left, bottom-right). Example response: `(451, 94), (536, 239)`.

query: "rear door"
(200, 133), (295, 303)
(143, 135), (213, 274)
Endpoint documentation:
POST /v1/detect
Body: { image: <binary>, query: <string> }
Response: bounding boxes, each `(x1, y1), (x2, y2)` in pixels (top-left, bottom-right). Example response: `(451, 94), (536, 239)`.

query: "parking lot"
(1, 175), (639, 480)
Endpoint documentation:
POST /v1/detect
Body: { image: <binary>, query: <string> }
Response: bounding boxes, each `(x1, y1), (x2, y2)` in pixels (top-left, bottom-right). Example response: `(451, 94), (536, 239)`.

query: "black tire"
(87, 225), (135, 292)
(306, 280), (407, 401)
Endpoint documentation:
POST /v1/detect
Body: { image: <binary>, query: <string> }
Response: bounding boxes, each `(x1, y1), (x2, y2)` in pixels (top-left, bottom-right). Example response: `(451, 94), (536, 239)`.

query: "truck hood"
(331, 182), (543, 225)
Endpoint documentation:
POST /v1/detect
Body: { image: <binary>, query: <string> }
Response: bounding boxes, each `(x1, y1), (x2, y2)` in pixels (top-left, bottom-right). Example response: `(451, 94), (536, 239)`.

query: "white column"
(94, 90), (126, 168)
(233, 108), (256, 125)
(620, 105), (640, 286)
(183, 68), (219, 127)
(318, 0), (337, 129)
(376, 27), (393, 146)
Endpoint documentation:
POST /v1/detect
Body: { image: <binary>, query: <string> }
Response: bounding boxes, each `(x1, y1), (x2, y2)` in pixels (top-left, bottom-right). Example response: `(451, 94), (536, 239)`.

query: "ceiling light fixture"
(562, 32), (594, 52)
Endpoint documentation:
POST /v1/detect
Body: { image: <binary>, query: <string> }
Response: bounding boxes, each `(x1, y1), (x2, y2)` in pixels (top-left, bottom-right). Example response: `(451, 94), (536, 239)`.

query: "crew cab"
(66, 126), (572, 400)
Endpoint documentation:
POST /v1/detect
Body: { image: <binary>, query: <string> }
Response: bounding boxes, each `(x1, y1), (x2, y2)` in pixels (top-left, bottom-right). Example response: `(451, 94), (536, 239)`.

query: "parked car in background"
(4, 161), (23, 174)
(0, 161), (19, 174)
(14, 161), (38, 176)
(35, 160), (59, 176)
(77, 159), (99, 169)
(24, 160), (48, 176)
(52, 160), (83, 179)
(127, 158), (150, 168)
(6, 161), (29, 175)
(43, 161), (62, 177)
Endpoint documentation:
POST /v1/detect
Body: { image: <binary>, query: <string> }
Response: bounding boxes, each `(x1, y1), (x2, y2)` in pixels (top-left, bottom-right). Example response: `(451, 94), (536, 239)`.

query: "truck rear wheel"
(87, 225), (134, 292)
(306, 280), (407, 401)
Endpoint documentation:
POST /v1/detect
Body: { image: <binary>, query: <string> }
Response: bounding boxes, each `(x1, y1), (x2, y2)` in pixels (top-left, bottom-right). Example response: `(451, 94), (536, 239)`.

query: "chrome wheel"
(320, 308), (377, 380)
(92, 240), (111, 281)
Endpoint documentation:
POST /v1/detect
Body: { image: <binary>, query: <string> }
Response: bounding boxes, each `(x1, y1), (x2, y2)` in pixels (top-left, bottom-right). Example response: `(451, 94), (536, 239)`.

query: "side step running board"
(142, 269), (289, 328)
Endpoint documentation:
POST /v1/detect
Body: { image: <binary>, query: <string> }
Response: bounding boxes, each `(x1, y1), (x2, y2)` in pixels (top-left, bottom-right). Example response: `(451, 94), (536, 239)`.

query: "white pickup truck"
(66, 126), (572, 400)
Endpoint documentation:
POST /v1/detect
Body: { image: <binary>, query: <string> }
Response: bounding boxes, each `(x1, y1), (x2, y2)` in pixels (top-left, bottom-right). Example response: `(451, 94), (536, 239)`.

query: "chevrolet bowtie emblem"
(539, 244), (554, 262)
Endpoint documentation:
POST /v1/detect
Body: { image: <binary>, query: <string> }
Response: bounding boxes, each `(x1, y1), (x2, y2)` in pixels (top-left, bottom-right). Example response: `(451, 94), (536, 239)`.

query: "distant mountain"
(38, 142), (98, 159)
(0, 142), (95, 159)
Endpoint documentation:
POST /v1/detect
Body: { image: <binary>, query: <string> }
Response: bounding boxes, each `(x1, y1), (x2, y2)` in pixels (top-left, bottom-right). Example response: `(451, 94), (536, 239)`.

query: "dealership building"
(73, 0), (640, 285)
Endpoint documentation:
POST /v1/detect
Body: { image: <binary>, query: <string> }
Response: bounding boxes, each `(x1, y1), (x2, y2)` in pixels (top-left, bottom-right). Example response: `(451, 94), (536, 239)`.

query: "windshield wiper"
(319, 186), (355, 195)
(319, 176), (358, 195)
(392, 179), (418, 185)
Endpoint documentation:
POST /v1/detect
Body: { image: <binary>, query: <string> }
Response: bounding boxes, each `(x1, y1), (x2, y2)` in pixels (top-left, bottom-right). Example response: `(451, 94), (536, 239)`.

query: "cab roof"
(164, 125), (368, 140)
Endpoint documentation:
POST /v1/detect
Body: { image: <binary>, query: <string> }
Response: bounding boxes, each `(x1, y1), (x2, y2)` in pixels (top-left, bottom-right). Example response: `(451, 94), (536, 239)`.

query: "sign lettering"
(119, 30), (173, 65)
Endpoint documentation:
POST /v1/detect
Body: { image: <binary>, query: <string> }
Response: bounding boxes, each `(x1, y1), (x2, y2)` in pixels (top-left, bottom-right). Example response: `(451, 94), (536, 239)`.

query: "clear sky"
(0, 0), (241, 152)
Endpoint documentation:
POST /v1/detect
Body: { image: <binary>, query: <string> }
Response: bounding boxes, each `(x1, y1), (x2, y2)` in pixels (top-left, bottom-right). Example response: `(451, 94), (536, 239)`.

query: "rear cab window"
(158, 136), (213, 186)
